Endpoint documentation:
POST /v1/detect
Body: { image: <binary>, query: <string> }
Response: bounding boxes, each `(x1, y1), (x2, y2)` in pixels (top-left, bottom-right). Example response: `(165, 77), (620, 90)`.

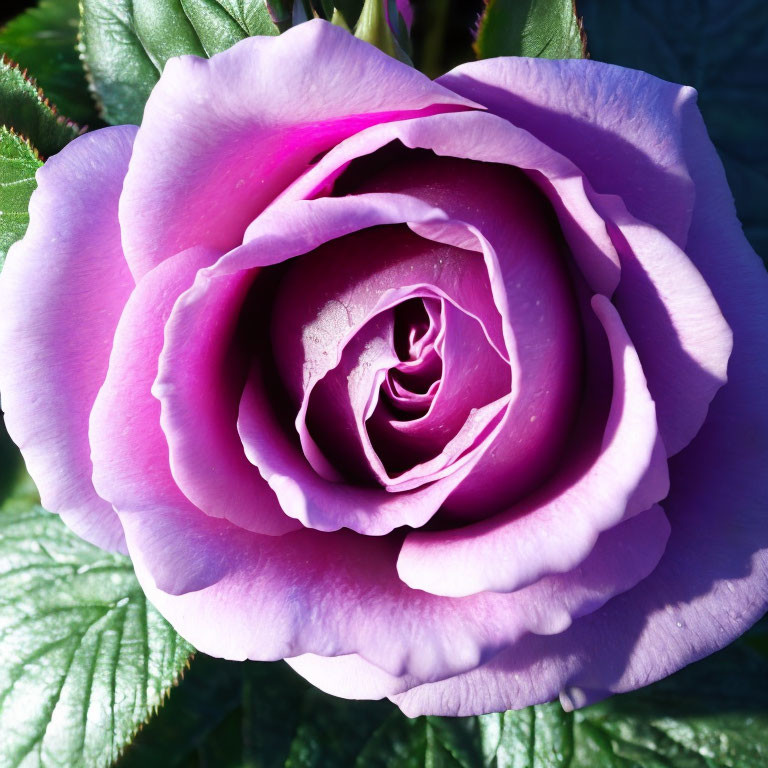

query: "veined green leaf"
(0, 493), (194, 768)
(0, 56), (80, 158)
(79, 0), (278, 125)
(0, 0), (98, 126)
(0, 126), (41, 271)
(475, 0), (586, 60)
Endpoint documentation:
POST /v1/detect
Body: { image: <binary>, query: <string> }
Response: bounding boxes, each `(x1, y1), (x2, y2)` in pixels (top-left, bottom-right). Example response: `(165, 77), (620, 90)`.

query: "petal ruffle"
(90, 245), (295, 589)
(120, 495), (669, 687)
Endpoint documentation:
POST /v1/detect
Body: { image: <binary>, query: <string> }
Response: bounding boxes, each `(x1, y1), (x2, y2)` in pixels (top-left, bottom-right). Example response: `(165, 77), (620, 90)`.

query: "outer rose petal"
(287, 505), (670, 702)
(0, 126), (137, 552)
(119, 19), (475, 279)
(119, 496), (668, 686)
(90, 245), (295, 592)
(390, 97), (768, 718)
(438, 58), (695, 248)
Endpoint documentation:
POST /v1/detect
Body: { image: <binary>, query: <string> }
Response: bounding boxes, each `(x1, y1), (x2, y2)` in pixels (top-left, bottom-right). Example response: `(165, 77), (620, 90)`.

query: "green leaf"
(0, 494), (195, 768)
(79, 0), (278, 125)
(578, 0), (768, 262)
(0, 126), (42, 271)
(0, 0), (100, 126)
(475, 0), (586, 60)
(0, 56), (80, 158)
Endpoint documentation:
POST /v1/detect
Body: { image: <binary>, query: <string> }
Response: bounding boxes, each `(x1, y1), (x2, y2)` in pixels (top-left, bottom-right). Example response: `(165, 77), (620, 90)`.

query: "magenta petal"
(89, 245), (288, 592)
(398, 296), (669, 597)
(302, 309), (401, 483)
(119, 19), (474, 279)
(238, 354), (478, 535)
(178, 192), (505, 535)
(270, 223), (506, 412)
(0, 127), (137, 552)
(277, 110), (621, 296)
(120, 496), (668, 686)
(154, 267), (302, 536)
(269, 221), (509, 486)
(290, 504), (671, 703)
(438, 58), (696, 248)
(366, 301), (510, 485)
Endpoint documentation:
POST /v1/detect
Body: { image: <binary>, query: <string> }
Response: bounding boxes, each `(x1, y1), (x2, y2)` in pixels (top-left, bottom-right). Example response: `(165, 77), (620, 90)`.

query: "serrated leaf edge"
(473, 0), (589, 59)
(0, 53), (83, 142)
(1, 123), (43, 162)
(111, 650), (196, 764)
(573, 0), (588, 58)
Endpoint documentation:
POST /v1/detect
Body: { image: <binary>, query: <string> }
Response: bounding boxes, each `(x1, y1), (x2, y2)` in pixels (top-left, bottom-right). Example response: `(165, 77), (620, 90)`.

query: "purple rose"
(0, 20), (766, 716)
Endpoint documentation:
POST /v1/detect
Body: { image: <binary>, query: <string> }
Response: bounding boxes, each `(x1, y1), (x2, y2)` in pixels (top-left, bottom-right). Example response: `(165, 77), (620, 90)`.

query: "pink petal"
(0, 127), (137, 552)
(90, 245), (294, 589)
(119, 496), (668, 686)
(154, 265), (302, 536)
(397, 296), (669, 597)
(438, 57), (695, 248)
(170, 192), (501, 535)
(275, 110), (621, 296)
(119, 19), (474, 280)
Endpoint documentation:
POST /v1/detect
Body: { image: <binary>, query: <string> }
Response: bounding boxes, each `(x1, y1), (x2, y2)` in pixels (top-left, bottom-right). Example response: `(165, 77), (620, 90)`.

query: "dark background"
(1, 0), (29, 25)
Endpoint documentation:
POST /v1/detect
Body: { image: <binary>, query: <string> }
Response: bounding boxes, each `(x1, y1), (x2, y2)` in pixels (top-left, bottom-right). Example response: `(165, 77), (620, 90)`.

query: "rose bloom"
(1, 21), (766, 716)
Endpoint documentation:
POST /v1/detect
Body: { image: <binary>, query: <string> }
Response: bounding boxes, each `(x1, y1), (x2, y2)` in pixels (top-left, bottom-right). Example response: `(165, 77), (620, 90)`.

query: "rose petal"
(269, 223), (509, 486)
(275, 110), (620, 296)
(119, 494), (669, 686)
(606, 202), (732, 454)
(270, 223), (506, 411)
(90, 245), (295, 589)
(162, 192), (506, 535)
(0, 127), (137, 552)
(364, 300), (510, 485)
(393, 106), (768, 716)
(438, 58), (695, 248)
(119, 19), (475, 280)
(154, 265), (302, 535)
(554, 81), (768, 709)
(397, 296), (669, 597)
